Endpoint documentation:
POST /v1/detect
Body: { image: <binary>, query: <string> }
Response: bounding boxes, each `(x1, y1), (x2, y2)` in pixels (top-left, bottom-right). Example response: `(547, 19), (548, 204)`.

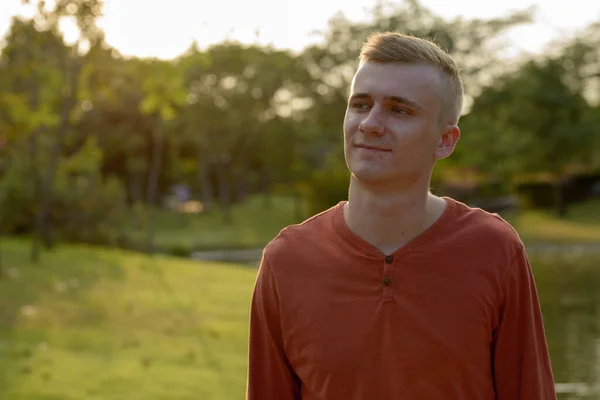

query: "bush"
(0, 136), (128, 247)
(565, 171), (600, 203)
(475, 180), (511, 199)
(515, 181), (555, 208)
(0, 151), (36, 234)
(166, 244), (192, 258)
(53, 174), (128, 246)
(53, 137), (129, 246)
(515, 171), (600, 209)
(302, 168), (349, 217)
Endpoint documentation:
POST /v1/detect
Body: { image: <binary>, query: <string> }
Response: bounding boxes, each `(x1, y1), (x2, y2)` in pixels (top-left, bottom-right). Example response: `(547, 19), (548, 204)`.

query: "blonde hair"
(359, 31), (464, 124)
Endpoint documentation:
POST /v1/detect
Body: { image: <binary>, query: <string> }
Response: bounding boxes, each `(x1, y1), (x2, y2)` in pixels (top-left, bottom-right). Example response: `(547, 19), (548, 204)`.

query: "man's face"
(343, 61), (457, 188)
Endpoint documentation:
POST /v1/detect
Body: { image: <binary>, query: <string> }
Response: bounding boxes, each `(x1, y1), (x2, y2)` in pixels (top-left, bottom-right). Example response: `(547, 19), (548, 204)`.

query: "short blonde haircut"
(359, 31), (464, 124)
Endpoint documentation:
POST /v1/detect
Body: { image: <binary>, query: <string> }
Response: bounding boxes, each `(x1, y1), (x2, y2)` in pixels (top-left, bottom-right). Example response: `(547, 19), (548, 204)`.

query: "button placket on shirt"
(382, 255), (394, 299)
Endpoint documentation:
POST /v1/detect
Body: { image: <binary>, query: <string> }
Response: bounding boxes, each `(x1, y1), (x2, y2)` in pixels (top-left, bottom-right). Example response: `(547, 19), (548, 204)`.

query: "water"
(530, 251), (600, 399)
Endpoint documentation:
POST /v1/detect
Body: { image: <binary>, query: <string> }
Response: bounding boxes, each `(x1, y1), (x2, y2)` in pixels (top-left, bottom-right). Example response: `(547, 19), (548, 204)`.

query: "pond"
(530, 251), (600, 399)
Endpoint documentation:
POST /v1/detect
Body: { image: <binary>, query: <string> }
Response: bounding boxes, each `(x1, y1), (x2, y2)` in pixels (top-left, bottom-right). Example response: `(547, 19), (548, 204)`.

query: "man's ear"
(435, 125), (460, 160)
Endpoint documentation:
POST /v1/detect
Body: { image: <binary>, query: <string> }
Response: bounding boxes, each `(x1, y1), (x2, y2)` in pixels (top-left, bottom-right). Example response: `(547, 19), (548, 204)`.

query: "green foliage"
(52, 137), (128, 245)
(0, 18), (66, 142)
(302, 153), (350, 216)
(515, 172), (600, 209)
(515, 181), (556, 209)
(139, 60), (187, 120)
(474, 179), (512, 200)
(1, 0), (600, 250)
(0, 148), (36, 233)
(0, 136), (128, 245)
(166, 243), (193, 258)
(302, 170), (349, 217)
(457, 45), (600, 217)
(463, 56), (599, 177)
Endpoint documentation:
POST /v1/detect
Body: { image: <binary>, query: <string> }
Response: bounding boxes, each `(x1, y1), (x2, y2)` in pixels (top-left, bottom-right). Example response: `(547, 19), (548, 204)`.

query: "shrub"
(0, 136), (128, 247)
(302, 168), (349, 217)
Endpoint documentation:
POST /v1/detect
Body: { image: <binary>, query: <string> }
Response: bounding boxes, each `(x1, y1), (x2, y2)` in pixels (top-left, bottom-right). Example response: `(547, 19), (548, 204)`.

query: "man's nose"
(359, 107), (385, 136)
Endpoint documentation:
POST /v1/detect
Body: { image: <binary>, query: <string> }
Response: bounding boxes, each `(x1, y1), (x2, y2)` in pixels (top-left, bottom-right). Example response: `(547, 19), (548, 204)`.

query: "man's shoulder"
(449, 197), (524, 253)
(263, 201), (343, 261)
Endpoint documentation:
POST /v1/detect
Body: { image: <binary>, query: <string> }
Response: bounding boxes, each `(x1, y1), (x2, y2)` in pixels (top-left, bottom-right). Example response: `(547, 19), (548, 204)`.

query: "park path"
(190, 242), (600, 265)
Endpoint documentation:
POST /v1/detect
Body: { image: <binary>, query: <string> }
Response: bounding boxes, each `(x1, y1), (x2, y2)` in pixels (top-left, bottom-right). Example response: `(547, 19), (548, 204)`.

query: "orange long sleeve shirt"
(246, 198), (556, 399)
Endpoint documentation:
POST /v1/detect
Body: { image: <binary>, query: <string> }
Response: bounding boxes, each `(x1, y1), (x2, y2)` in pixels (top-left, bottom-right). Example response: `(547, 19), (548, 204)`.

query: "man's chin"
(350, 169), (421, 191)
(350, 171), (394, 186)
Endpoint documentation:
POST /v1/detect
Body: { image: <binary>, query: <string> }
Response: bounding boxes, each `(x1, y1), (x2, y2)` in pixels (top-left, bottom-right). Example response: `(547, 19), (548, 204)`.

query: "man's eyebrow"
(386, 96), (423, 111)
(349, 93), (371, 100)
(349, 93), (423, 111)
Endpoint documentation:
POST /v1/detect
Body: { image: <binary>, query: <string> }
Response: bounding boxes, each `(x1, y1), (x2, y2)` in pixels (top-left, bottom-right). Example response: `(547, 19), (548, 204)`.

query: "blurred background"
(0, 0), (599, 399)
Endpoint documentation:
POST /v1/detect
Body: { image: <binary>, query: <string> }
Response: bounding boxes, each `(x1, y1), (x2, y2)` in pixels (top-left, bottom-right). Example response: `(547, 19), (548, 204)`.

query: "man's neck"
(343, 178), (447, 255)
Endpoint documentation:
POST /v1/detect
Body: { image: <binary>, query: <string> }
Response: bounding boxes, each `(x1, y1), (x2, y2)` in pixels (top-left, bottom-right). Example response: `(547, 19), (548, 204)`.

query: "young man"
(246, 32), (557, 399)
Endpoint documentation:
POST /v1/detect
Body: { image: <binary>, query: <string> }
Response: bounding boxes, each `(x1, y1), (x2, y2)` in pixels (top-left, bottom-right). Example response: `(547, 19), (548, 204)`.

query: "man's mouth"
(355, 144), (392, 152)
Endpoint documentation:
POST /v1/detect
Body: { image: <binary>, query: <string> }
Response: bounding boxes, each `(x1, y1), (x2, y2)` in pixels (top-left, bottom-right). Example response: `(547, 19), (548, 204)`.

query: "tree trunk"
(261, 166), (272, 209)
(128, 167), (146, 206)
(554, 176), (568, 218)
(36, 53), (80, 253)
(129, 176), (139, 205)
(145, 122), (164, 253)
(201, 165), (213, 212)
(146, 125), (164, 207)
(217, 160), (232, 224)
(238, 175), (249, 203)
(197, 143), (213, 212)
(235, 165), (249, 203)
(0, 235), (3, 280)
(293, 187), (303, 222)
(28, 86), (42, 263)
(29, 132), (41, 263)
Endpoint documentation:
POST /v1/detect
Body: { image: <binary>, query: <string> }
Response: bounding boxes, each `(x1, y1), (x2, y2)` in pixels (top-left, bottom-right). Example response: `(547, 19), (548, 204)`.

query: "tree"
(139, 59), (186, 252)
(14, 0), (104, 260)
(181, 42), (306, 220)
(0, 17), (67, 261)
(460, 56), (597, 216)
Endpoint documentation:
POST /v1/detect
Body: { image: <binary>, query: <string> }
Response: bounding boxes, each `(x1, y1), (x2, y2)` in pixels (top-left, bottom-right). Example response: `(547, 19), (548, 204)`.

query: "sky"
(1, 0), (599, 60)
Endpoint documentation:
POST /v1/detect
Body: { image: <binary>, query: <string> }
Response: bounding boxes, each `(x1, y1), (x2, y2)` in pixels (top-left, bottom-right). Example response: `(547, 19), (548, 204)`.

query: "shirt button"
(383, 277), (392, 286)
(385, 255), (393, 264)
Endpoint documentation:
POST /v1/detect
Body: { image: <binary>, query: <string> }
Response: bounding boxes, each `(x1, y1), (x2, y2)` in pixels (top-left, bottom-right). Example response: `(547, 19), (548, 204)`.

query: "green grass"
(127, 194), (306, 252)
(0, 238), (257, 400)
(507, 199), (600, 244)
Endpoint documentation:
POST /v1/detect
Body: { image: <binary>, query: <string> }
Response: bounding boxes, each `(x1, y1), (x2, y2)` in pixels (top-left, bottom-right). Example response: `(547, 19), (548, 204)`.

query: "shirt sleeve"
(246, 253), (301, 400)
(492, 246), (557, 399)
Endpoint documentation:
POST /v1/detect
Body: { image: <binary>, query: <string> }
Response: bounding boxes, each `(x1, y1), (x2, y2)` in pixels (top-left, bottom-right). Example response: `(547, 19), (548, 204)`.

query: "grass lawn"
(506, 198), (600, 244)
(127, 194), (306, 252)
(129, 194), (600, 252)
(0, 238), (257, 400)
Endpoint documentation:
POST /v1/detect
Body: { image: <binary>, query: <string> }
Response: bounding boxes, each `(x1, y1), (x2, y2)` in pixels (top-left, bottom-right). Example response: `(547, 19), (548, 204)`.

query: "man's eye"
(392, 107), (408, 114)
(352, 103), (369, 109)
